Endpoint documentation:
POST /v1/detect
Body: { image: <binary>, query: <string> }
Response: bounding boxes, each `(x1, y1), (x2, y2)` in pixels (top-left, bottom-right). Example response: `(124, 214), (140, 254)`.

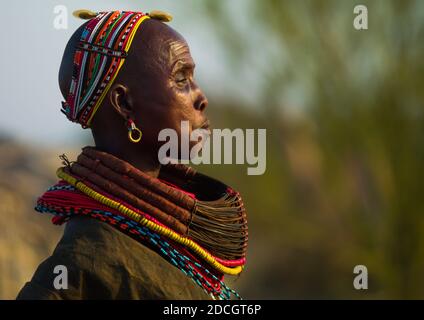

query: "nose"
(194, 92), (208, 112)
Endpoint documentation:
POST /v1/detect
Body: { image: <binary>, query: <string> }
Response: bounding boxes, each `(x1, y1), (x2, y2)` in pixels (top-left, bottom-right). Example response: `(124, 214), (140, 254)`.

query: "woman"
(17, 9), (248, 300)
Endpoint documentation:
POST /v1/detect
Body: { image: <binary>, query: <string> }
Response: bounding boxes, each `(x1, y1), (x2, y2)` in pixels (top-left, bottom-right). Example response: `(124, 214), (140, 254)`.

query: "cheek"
(162, 87), (196, 125)
(133, 82), (197, 141)
(174, 92), (198, 124)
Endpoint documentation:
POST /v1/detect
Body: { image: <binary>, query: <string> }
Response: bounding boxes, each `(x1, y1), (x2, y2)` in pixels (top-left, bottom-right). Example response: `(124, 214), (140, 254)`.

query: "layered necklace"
(36, 146), (248, 299)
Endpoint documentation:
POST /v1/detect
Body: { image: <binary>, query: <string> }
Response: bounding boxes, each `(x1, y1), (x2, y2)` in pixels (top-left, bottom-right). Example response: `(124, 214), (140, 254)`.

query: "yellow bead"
(148, 10), (173, 22)
(73, 9), (98, 20)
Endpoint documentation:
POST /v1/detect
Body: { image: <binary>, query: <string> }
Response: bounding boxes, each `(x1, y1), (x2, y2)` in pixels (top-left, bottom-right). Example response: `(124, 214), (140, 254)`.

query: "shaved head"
(58, 16), (208, 176)
(58, 19), (185, 103)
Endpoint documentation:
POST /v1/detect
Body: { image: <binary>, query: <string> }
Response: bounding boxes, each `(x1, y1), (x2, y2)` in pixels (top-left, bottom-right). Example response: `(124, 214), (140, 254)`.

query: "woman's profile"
(16, 9), (248, 300)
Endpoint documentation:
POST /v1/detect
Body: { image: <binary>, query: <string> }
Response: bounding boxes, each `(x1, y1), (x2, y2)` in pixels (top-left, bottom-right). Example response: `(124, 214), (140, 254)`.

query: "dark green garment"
(17, 216), (211, 300)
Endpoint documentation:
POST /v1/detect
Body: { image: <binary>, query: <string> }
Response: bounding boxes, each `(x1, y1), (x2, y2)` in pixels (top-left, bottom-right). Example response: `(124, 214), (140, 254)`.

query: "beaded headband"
(61, 9), (172, 129)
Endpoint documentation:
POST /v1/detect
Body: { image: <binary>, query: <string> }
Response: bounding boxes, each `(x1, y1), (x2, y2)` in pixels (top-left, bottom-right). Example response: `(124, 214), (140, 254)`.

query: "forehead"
(166, 38), (195, 70)
(129, 19), (194, 72)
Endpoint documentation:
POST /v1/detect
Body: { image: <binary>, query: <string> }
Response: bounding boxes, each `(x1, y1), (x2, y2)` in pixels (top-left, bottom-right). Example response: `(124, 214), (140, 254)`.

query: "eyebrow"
(172, 59), (196, 72)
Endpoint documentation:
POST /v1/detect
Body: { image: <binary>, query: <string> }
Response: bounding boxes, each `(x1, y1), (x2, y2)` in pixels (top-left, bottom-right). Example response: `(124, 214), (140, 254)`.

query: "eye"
(176, 77), (187, 83)
(175, 71), (188, 83)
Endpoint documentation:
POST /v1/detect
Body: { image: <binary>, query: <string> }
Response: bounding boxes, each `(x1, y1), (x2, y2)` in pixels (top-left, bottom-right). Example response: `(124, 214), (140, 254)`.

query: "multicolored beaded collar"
(35, 147), (248, 299)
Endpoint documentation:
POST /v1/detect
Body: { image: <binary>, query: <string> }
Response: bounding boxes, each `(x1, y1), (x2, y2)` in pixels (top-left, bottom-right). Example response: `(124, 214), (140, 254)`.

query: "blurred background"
(1, 0), (423, 299)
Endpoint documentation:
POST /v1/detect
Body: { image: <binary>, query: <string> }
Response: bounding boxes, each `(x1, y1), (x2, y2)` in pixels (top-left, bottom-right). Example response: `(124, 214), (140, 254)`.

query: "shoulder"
(66, 217), (210, 299)
(16, 217), (98, 299)
(18, 216), (210, 300)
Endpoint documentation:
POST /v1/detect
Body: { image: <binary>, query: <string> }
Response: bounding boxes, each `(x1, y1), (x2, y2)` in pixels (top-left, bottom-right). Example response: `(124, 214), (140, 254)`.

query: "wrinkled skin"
(59, 18), (209, 177)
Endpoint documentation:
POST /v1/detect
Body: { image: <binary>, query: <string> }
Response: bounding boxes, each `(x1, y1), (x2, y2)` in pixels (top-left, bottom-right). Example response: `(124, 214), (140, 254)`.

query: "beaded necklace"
(35, 147), (249, 299)
(36, 183), (240, 300)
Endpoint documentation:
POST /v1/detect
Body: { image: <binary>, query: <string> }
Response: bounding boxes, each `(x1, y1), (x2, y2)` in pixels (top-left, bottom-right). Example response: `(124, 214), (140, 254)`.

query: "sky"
(0, 0), (255, 147)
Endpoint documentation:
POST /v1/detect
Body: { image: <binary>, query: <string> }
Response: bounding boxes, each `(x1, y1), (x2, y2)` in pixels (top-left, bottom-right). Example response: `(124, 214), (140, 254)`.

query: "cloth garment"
(17, 216), (210, 299)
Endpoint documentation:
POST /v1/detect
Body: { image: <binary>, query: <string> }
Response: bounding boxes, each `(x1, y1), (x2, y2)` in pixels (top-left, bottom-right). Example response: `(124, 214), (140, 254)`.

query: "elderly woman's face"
(121, 19), (209, 155)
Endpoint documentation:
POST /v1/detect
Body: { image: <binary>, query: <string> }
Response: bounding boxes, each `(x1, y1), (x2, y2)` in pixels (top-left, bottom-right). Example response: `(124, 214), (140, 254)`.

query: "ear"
(109, 84), (133, 120)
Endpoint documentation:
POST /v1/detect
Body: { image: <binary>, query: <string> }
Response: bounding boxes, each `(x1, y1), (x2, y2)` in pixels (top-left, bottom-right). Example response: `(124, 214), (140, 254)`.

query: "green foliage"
(196, 0), (424, 298)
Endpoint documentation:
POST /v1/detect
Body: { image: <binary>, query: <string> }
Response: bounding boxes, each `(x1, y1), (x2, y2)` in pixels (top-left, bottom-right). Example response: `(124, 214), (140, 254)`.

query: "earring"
(127, 119), (142, 143)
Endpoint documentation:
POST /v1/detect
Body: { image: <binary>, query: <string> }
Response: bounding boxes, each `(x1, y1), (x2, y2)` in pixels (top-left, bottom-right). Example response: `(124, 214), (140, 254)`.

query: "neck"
(93, 142), (161, 178)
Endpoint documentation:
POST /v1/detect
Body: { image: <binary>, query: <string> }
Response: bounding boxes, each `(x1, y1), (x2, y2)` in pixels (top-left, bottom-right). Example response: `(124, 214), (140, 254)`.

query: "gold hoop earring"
(127, 119), (142, 143)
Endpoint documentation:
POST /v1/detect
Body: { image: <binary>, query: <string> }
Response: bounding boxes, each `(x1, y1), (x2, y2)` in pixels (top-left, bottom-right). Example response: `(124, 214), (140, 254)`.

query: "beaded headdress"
(61, 9), (172, 128)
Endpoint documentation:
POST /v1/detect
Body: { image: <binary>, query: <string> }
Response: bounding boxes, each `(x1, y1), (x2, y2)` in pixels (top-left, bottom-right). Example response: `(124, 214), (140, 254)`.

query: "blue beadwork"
(35, 203), (242, 300)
